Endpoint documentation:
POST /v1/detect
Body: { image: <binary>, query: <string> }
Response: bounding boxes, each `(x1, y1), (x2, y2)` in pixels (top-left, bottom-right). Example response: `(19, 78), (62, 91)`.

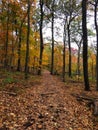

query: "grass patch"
(0, 69), (41, 94)
(3, 77), (18, 85)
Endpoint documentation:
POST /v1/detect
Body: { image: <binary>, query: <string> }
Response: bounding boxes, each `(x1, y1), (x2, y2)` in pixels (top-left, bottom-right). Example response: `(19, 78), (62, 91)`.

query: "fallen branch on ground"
(40, 92), (58, 96)
(0, 91), (17, 96)
(71, 93), (98, 116)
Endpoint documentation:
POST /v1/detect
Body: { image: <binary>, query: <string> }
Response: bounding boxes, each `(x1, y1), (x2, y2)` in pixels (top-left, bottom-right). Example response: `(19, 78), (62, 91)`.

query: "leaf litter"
(0, 70), (98, 130)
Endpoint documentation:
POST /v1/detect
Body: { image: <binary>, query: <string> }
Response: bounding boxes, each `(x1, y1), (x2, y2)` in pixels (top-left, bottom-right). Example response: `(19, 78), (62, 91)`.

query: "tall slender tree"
(17, 5), (27, 71)
(44, 0), (56, 74)
(25, 0), (31, 79)
(4, 1), (9, 68)
(50, 0), (55, 75)
(10, 23), (14, 68)
(82, 0), (90, 90)
(94, 0), (98, 90)
(38, 0), (44, 75)
(67, 20), (71, 77)
(59, 0), (81, 77)
(62, 18), (67, 82)
(71, 18), (83, 77)
(17, 23), (22, 71)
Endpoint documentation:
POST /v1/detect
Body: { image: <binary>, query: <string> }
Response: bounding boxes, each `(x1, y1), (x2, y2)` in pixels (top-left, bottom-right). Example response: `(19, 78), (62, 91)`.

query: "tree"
(38, 0), (44, 75)
(88, 45), (96, 80)
(17, 2), (27, 71)
(88, 0), (98, 90)
(50, 0), (55, 75)
(71, 18), (82, 77)
(59, 0), (81, 77)
(25, 0), (30, 79)
(44, 0), (56, 74)
(4, 1), (10, 68)
(94, 0), (98, 90)
(82, 0), (90, 90)
(67, 0), (81, 78)
(62, 18), (67, 82)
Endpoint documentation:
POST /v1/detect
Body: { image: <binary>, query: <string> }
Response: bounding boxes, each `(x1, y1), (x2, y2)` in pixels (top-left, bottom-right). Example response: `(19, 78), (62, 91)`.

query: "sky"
(43, 11), (97, 49)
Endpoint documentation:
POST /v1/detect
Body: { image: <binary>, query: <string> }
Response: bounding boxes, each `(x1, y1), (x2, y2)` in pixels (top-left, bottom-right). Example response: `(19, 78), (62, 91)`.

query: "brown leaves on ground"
(0, 70), (98, 130)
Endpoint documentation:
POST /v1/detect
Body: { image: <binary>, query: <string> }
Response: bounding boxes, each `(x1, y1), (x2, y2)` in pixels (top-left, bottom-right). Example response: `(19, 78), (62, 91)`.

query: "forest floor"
(0, 69), (98, 130)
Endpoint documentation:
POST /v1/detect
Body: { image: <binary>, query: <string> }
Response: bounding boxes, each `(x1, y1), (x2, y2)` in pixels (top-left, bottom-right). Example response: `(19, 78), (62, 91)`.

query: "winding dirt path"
(0, 70), (94, 129)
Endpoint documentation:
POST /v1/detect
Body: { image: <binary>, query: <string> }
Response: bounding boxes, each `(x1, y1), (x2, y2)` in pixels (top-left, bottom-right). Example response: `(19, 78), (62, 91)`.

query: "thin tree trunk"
(17, 26), (22, 71)
(77, 39), (82, 77)
(1, 0), (5, 65)
(51, 0), (55, 75)
(10, 24), (14, 69)
(4, 2), (9, 68)
(77, 46), (81, 81)
(62, 22), (66, 82)
(67, 24), (71, 77)
(77, 48), (80, 74)
(38, 0), (44, 75)
(25, 0), (30, 79)
(92, 59), (94, 81)
(94, 0), (98, 90)
(51, 11), (54, 75)
(82, 0), (90, 91)
(17, 14), (27, 71)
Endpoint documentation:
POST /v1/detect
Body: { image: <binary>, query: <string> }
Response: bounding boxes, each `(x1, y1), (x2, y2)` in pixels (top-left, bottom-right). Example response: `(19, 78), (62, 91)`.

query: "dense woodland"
(0, 0), (98, 129)
(0, 0), (98, 89)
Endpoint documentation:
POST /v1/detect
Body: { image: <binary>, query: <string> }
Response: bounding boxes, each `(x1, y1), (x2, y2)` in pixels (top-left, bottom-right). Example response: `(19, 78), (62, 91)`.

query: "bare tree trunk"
(82, 0), (90, 91)
(10, 24), (14, 69)
(51, 0), (55, 75)
(25, 0), (30, 79)
(77, 49), (80, 75)
(94, 0), (98, 90)
(17, 24), (22, 71)
(17, 14), (27, 71)
(62, 20), (66, 82)
(77, 39), (82, 78)
(4, 2), (9, 68)
(67, 23), (71, 77)
(16, 16), (26, 71)
(91, 59), (94, 81)
(38, 0), (44, 75)
(51, 12), (54, 74)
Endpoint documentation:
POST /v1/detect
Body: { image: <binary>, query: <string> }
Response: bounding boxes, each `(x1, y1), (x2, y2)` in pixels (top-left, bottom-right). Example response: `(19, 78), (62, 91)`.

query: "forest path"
(22, 70), (93, 130)
(0, 70), (94, 129)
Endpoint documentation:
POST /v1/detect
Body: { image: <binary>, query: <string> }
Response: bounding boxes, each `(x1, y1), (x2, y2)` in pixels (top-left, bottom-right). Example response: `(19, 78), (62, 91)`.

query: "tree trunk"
(25, 0), (30, 79)
(17, 26), (22, 71)
(17, 14), (27, 71)
(51, 0), (55, 75)
(10, 24), (14, 69)
(91, 59), (94, 81)
(82, 0), (90, 91)
(77, 39), (82, 78)
(4, 2), (9, 68)
(94, 0), (98, 90)
(67, 24), (71, 77)
(62, 22), (66, 82)
(38, 0), (44, 75)
(77, 47), (80, 77)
